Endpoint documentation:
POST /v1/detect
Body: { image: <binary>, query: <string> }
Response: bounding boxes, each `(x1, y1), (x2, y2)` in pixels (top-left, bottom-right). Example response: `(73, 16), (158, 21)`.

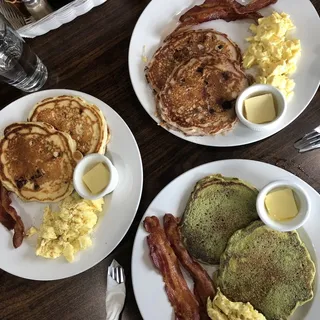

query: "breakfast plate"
(132, 159), (319, 320)
(129, 0), (320, 146)
(0, 89), (143, 280)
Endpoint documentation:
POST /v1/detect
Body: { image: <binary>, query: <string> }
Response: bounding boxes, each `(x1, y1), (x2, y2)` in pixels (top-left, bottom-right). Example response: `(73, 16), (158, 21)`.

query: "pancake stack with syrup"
(0, 96), (109, 202)
(145, 29), (249, 135)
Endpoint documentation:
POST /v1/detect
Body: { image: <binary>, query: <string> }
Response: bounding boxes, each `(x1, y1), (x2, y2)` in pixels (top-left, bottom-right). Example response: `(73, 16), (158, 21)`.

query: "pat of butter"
(244, 93), (276, 124)
(82, 162), (110, 194)
(265, 188), (299, 222)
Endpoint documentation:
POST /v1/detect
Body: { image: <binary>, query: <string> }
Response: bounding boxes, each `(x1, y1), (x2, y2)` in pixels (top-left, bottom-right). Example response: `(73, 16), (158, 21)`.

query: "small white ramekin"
(235, 84), (287, 131)
(73, 153), (119, 200)
(256, 180), (310, 232)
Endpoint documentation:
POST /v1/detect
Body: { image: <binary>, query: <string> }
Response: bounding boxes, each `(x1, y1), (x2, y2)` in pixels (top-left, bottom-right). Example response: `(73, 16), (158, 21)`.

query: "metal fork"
(294, 125), (320, 153)
(108, 264), (125, 284)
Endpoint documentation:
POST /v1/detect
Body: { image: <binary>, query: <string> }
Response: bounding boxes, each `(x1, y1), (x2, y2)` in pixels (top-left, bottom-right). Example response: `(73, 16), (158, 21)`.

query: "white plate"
(132, 159), (319, 320)
(129, 0), (320, 146)
(0, 89), (143, 281)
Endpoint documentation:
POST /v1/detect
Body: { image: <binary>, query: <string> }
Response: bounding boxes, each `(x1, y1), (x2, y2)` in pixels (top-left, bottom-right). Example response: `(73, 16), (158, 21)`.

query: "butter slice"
(244, 93), (276, 124)
(265, 188), (299, 221)
(82, 162), (110, 194)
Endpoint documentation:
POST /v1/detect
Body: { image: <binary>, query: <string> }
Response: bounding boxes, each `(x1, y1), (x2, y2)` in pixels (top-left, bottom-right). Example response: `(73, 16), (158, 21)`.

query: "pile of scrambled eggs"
(207, 288), (266, 320)
(35, 193), (104, 262)
(243, 12), (301, 100)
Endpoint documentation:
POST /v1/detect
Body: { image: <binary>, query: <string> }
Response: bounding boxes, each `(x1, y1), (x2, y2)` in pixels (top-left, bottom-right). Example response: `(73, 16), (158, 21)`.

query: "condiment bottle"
(22, 0), (53, 20)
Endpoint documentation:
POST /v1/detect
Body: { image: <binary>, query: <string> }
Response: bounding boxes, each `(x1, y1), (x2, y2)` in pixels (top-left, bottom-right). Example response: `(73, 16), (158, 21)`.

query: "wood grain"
(0, 0), (319, 319)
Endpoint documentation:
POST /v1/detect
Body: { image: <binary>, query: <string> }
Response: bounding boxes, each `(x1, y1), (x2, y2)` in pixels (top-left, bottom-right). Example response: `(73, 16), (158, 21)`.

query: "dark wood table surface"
(0, 0), (319, 319)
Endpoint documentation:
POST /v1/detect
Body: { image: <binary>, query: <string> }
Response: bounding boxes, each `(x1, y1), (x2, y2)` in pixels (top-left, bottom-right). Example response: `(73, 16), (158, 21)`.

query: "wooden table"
(0, 0), (319, 319)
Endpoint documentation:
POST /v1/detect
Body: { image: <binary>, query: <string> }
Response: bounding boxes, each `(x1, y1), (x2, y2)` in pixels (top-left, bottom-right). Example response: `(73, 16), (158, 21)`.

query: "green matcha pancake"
(217, 221), (316, 320)
(180, 174), (259, 264)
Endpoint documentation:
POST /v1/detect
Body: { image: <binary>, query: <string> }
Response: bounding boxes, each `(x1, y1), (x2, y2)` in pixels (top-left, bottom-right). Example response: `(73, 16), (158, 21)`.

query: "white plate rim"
(0, 89), (143, 281)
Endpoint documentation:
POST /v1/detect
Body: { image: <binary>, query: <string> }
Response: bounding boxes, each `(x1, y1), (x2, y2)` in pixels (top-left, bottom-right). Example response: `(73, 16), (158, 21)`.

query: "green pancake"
(217, 221), (316, 320)
(180, 174), (259, 264)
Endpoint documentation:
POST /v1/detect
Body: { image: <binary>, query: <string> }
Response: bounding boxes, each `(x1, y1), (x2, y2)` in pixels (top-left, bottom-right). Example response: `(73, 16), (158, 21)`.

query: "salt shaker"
(22, 0), (53, 20)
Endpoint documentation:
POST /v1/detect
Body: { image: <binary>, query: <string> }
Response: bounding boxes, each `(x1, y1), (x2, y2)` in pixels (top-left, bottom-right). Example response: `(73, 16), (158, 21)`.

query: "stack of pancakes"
(0, 96), (109, 202)
(146, 29), (249, 135)
(180, 175), (316, 319)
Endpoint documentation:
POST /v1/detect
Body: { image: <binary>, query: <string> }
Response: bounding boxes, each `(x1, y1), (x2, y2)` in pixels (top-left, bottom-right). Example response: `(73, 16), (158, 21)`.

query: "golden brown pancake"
(157, 55), (249, 135)
(28, 96), (109, 155)
(0, 122), (78, 202)
(146, 29), (242, 93)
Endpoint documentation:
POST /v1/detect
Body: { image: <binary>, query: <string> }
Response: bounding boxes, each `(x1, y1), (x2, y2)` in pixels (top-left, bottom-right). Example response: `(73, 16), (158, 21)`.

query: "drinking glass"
(0, 14), (47, 92)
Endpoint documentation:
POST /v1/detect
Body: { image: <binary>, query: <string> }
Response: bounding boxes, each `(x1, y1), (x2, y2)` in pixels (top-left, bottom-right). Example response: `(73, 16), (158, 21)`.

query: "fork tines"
(108, 265), (125, 284)
(294, 129), (320, 153)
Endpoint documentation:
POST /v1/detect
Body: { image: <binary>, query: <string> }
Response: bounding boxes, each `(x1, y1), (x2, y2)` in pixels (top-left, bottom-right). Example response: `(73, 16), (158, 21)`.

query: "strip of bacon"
(163, 214), (215, 319)
(194, 289), (212, 320)
(179, 0), (262, 25)
(0, 204), (15, 230)
(168, 0), (262, 39)
(0, 182), (25, 248)
(144, 216), (200, 320)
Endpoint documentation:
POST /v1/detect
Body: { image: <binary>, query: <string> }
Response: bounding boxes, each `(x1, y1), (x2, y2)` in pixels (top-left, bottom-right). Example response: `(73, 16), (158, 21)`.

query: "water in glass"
(0, 15), (47, 92)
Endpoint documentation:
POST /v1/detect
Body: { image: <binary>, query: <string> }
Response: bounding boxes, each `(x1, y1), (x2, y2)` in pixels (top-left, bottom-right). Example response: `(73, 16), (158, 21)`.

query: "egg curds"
(243, 12), (301, 100)
(207, 288), (266, 320)
(35, 193), (104, 262)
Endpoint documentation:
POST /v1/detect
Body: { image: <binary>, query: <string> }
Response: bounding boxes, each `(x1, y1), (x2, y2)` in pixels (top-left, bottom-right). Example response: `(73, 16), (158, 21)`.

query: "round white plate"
(129, 0), (320, 146)
(0, 89), (143, 281)
(132, 160), (319, 320)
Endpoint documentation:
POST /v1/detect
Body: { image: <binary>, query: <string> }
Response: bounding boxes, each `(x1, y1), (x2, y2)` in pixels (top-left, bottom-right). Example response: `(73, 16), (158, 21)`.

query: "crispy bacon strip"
(164, 214), (215, 319)
(0, 182), (25, 248)
(169, 0), (262, 38)
(179, 0), (262, 26)
(144, 216), (200, 320)
(0, 204), (15, 230)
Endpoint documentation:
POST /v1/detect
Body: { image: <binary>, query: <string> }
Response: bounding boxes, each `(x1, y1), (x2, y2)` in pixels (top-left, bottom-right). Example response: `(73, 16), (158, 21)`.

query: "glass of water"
(0, 14), (47, 92)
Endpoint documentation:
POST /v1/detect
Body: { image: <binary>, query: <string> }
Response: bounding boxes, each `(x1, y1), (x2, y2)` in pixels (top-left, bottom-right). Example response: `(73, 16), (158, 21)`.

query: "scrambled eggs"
(26, 226), (38, 237)
(243, 12), (301, 100)
(36, 193), (104, 262)
(207, 288), (266, 320)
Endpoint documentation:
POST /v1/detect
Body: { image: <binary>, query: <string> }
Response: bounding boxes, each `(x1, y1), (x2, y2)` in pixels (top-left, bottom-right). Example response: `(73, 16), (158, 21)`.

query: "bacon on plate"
(0, 204), (15, 231)
(164, 214), (215, 319)
(144, 216), (200, 320)
(179, 0), (262, 26)
(0, 182), (25, 248)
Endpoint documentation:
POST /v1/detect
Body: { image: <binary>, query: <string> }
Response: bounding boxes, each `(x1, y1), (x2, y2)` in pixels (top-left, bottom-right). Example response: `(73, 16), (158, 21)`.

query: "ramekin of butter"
(256, 180), (310, 232)
(73, 153), (119, 200)
(235, 84), (287, 131)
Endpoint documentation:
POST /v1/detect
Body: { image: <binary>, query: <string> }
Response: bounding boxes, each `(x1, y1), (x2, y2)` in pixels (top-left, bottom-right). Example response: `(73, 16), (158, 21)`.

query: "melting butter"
(265, 188), (299, 221)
